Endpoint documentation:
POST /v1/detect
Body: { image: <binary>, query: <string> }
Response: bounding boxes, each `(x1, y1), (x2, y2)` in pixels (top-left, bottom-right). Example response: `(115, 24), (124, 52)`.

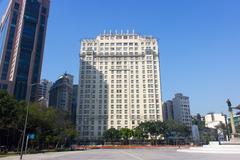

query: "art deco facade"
(0, 0), (50, 101)
(77, 32), (162, 140)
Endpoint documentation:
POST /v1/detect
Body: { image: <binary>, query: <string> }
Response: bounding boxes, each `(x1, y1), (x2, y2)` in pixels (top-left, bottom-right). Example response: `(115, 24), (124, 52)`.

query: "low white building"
(205, 113), (226, 129)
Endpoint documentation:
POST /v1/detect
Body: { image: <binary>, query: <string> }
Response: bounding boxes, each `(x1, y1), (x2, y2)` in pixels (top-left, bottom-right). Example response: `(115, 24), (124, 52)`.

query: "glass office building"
(0, 0), (50, 101)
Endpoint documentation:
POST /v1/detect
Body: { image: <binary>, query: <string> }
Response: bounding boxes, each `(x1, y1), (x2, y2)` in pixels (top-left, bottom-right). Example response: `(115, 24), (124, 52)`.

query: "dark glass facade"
(14, 0), (40, 100)
(0, 15), (9, 65)
(0, 2), (19, 90)
(0, 13), (11, 81)
(0, 0), (50, 101)
(2, 10), (19, 80)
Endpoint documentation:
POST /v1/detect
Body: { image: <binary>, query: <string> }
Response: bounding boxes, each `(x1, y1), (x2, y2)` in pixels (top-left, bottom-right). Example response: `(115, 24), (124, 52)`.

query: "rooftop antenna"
(127, 30), (129, 34)
(121, 29), (123, 34)
(103, 30), (106, 35)
(133, 29), (135, 35)
(110, 29), (112, 35)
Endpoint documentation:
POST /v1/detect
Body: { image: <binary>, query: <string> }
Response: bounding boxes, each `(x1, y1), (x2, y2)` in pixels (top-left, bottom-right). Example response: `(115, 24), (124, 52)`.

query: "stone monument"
(225, 99), (240, 143)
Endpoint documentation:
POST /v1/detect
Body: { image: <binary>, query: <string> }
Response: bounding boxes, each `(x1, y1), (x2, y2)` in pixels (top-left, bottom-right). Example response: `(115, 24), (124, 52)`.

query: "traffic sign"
(28, 134), (35, 140)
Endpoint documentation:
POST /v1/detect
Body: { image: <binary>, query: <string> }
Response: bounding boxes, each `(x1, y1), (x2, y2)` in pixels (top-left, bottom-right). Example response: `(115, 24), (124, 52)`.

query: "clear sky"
(1, 0), (240, 115)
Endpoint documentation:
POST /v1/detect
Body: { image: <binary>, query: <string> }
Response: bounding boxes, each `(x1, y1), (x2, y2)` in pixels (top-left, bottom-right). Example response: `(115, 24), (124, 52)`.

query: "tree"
(27, 106), (77, 150)
(0, 90), (78, 151)
(133, 127), (145, 141)
(0, 90), (19, 128)
(134, 121), (166, 145)
(103, 128), (120, 143)
(119, 128), (132, 144)
(164, 120), (190, 137)
(133, 120), (191, 144)
(200, 127), (218, 144)
(0, 90), (25, 150)
(191, 115), (219, 144)
(192, 113), (205, 129)
(52, 110), (77, 149)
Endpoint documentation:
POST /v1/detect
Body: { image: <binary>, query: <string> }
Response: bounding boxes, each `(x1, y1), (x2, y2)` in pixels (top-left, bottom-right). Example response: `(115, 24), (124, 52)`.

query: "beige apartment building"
(77, 32), (162, 140)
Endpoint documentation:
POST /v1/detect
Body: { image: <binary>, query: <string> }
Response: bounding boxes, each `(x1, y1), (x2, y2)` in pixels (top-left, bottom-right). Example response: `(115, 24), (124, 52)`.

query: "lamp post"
(20, 83), (39, 160)
(226, 99), (240, 141)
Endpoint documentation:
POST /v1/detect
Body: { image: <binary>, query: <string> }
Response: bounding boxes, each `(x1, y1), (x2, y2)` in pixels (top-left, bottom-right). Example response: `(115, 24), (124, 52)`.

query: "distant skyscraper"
(172, 93), (192, 127)
(0, 0), (50, 101)
(162, 100), (174, 121)
(49, 73), (73, 114)
(37, 79), (52, 107)
(77, 32), (162, 140)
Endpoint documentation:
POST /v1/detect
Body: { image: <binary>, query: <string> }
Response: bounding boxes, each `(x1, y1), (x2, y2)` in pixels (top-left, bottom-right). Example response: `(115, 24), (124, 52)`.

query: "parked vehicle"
(0, 146), (8, 154)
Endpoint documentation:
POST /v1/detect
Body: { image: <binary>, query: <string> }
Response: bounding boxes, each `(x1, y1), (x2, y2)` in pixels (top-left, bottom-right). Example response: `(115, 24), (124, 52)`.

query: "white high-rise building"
(77, 32), (162, 140)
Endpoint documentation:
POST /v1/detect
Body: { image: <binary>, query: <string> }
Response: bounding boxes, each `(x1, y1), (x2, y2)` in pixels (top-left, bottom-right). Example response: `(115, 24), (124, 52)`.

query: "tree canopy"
(0, 90), (77, 151)
(103, 120), (191, 144)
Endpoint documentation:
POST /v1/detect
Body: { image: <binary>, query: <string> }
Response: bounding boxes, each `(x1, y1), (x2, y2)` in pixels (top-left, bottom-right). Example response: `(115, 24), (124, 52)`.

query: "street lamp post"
(20, 83), (39, 160)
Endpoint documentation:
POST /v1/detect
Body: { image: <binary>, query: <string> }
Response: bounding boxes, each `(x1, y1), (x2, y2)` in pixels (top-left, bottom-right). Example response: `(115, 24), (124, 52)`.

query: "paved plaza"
(1, 148), (240, 160)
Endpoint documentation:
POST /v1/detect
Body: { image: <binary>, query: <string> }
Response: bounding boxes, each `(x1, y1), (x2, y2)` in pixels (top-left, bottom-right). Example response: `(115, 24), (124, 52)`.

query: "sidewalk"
(0, 151), (81, 160)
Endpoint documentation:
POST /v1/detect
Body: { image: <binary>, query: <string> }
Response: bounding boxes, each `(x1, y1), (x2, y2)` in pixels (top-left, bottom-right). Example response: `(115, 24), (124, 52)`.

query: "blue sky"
(1, 0), (240, 115)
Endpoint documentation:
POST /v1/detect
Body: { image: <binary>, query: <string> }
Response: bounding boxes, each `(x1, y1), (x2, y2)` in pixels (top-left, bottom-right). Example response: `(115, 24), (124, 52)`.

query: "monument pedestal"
(221, 136), (240, 145)
(178, 141), (240, 154)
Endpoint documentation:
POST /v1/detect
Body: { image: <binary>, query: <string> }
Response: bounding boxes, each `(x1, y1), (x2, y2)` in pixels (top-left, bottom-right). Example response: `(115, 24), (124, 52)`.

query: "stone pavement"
(1, 148), (239, 160)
